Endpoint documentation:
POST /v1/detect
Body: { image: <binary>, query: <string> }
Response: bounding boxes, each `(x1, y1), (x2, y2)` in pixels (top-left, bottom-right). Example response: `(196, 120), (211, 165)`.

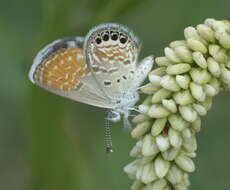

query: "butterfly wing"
(29, 37), (113, 108)
(83, 23), (142, 103)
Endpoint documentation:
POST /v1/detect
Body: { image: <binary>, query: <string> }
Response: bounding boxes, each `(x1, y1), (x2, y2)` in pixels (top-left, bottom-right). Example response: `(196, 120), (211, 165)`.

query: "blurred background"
(0, 0), (230, 189)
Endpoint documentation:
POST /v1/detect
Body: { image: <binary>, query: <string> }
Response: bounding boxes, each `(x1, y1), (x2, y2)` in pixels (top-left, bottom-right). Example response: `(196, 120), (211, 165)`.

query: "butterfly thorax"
(108, 90), (139, 123)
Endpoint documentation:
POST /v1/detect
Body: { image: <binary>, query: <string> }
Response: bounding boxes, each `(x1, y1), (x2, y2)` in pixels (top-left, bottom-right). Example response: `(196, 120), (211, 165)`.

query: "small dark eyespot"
(117, 79), (120, 83)
(95, 36), (102, 44)
(130, 71), (134, 74)
(102, 33), (109, 41)
(111, 33), (118, 40)
(122, 75), (127, 80)
(104, 81), (111, 86)
(120, 36), (127, 44)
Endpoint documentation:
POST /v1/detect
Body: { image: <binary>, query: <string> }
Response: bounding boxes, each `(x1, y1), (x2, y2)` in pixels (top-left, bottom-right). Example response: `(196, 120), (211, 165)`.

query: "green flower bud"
(168, 128), (183, 148)
(175, 153), (195, 173)
(131, 121), (152, 139)
(174, 46), (193, 63)
(151, 118), (167, 136)
(154, 156), (170, 178)
(155, 56), (173, 66)
(162, 99), (177, 113)
(151, 88), (171, 103)
(168, 114), (188, 131)
(192, 52), (207, 68)
(166, 64), (191, 75)
(179, 105), (197, 123)
(207, 57), (221, 77)
(190, 68), (212, 85)
(176, 75), (191, 89)
(187, 39), (207, 53)
(164, 47), (181, 63)
(148, 105), (170, 118)
(160, 75), (181, 91)
(190, 82), (206, 101)
(156, 135), (170, 151)
(197, 24), (215, 43)
(142, 134), (159, 156)
(173, 90), (194, 105)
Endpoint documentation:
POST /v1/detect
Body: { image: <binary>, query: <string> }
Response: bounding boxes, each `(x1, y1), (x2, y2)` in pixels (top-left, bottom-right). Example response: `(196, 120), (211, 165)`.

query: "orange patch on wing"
(34, 48), (88, 91)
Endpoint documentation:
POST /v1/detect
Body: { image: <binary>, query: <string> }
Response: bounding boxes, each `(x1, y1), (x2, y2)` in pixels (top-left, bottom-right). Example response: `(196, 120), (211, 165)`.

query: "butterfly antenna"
(105, 113), (113, 153)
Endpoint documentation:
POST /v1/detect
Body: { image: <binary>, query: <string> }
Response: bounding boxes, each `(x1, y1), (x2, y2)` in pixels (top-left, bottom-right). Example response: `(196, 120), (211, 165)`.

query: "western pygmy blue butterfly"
(28, 23), (154, 152)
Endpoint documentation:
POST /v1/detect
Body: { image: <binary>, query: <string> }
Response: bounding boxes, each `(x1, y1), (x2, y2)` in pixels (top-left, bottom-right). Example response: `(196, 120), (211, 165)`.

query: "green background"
(0, 0), (230, 189)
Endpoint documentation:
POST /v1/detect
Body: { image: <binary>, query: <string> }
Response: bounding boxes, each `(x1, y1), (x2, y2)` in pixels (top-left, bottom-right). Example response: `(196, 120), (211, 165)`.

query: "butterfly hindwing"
(84, 23), (141, 102)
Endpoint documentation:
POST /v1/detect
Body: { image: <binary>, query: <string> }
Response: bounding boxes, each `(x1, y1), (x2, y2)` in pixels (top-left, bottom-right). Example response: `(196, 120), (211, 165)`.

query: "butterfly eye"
(102, 32), (109, 41)
(111, 32), (118, 41)
(95, 36), (102, 44)
(120, 35), (127, 44)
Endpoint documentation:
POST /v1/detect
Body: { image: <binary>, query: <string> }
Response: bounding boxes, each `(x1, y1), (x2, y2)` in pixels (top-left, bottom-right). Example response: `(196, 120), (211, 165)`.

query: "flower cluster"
(124, 18), (230, 190)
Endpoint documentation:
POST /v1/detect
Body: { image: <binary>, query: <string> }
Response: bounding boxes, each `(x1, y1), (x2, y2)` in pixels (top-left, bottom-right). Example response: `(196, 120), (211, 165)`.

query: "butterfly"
(28, 23), (154, 152)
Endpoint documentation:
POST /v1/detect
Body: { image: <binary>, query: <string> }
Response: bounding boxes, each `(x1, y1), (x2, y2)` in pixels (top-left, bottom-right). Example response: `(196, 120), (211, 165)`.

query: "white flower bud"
(132, 114), (150, 124)
(130, 140), (143, 157)
(154, 156), (170, 178)
(204, 84), (216, 96)
(192, 103), (207, 116)
(142, 135), (160, 156)
(209, 44), (229, 63)
(152, 179), (167, 190)
(175, 153), (195, 172)
(156, 135), (170, 151)
(166, 165), (183, 184)
(187, 39), (207, 54)
(164, 47), (181, 63)
(168, 114), (188, 131)
(124, 160), (139, 177)
(197, 24), (215, 43)
(183, 135), (197, 152)
(184, 26), (206, 44)
(150, 67), (166, 76)
(141, 162), (158, 184)
(148, 105), (170, 118)
(155, 56), (173, 66)
(131, 121), (152, 139)
(221, 65), (230, 83)
(162, 99), (177, 113)
(136, 165), (144, 180)
(176, 75), (191, 89)
(160, 75), (181, 91)
(201, 96), (213, 111)
(168, 128), (183, 148)
(191, 116), (201, 132)
(141, 83), (160, 95)
(179, 105), (197, 123)
(173, 90), (194, 105)
(138, 104), (150, 114)
(216, 30), (230, 49)
(207, 57), (221, 77)
(190, 68), (211, 85)
(151, 88), (171, 103)
(166, 64), (191, 75)
(182, 128), (192, 139)
(174, 46), (193, 63)
(169, 40), (186, 48)
(162, 147), (180, 161)
(190, 82), (206, 102)
(151, 118), (167, 136)
(192, 52), (207, 69)
(148, 73), (162, 86)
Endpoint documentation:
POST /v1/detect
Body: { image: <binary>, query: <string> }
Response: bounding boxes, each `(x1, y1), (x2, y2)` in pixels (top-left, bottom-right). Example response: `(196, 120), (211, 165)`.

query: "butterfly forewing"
(29, 37), (112, 108)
